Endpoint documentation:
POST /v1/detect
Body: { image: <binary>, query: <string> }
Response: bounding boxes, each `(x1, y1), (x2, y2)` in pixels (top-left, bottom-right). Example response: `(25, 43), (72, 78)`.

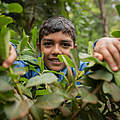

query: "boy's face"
(38, 31), (74, 71)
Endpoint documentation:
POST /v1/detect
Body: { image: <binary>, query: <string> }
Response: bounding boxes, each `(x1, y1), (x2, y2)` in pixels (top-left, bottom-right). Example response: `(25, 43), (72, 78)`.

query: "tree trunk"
(98, 0), (108, 37)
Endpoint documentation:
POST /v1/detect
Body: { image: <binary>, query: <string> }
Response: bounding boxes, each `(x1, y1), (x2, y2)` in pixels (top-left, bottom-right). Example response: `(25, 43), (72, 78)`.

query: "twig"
(71, 81), (103, 119)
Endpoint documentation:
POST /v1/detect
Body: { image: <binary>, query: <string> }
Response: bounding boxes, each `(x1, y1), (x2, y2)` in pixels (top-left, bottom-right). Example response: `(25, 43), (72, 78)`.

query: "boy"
(2, 16), (120, 79)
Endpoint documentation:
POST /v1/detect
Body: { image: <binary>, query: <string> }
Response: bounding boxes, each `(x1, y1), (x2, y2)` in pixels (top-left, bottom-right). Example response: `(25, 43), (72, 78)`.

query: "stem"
(71, 81), (103, 119)
(27, 42), (36, 55)
(9, 67), (24, 100)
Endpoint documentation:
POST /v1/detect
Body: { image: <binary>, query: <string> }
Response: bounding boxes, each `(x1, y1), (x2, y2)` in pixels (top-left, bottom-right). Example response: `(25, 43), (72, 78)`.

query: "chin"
(50, 67), (64, 72)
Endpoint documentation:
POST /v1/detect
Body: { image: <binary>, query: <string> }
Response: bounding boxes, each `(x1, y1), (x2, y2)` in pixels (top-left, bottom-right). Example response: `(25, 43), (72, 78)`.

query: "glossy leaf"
(20, 30), (29, 52)
(58, 54), (74, 68)
(26, 73), (58, 87)
(103, 82), (120, 102)
(35, 89), (50, 96)
(1, 3), (23, 13)
(116, 4), (120, 16)
(31, 26), (37, 50)
(0, 15), (13, 27)
(70, 48), (80, 70)
(35, 93), (65, 109)
(111, 31), (120, 38)
(0, 26), (10, 64)
(114, 70), (120, 87)
(88, 70), (113, 82)
(78, 87), (98, 104)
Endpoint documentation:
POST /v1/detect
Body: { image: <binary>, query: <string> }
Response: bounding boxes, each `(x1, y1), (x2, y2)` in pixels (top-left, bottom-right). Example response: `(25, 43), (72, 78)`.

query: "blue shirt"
(14, 59), (88, 85)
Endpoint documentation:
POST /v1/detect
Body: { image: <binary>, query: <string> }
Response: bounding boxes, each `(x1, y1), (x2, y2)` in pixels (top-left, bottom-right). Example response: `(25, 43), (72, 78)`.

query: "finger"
(100, 49), (119, 71)
(2, 45), (17, 68)
(108, 44), (120, 69)
(93, 52), (104, 61)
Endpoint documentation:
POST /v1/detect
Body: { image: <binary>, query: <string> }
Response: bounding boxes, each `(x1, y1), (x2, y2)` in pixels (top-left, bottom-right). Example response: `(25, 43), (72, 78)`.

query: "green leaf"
(5, 3), (23, 13)
(35, 89), (50, 96)
(70, 48), (80, 70)
(20, 30), (29, 52)
(20, 85), (32, 98)
(20, 55), (37, 65)
(12, 67), (27, 76)
(37, 55), (44, 73)
(111, 31), (120, 38)
(0, 26), (10, 63)
(114, 70), (120, 87)
(88, 70), (113, 82)
(0, 80), (13, 92)
(4, 100), (28, 120)
(103, 82), (120, 102)
(78, 87), (98, 104)
(88, 41), (94, 56)
(116, 4), (120, 16)
(26, 73), (58, 87)
(31, 26), (37, 50)
(58, 54), (74, 68)
(31, 105), (44, 120)
(35, 93), (65, 109)
(0, 15), (13, 27)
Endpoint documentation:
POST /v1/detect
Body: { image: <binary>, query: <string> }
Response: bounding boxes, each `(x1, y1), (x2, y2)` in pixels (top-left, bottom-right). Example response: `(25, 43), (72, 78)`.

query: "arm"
(93, 37), (120, 72)
(2, 44), (17, 68)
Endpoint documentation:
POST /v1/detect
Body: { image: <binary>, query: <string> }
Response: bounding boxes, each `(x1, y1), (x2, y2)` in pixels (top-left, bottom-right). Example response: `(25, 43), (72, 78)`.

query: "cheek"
(62, 49), (71, 57)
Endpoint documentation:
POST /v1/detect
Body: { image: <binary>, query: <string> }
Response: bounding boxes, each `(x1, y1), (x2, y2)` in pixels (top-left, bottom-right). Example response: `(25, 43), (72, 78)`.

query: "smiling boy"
(37, 17), (75, 72)
(2, 16), (120, 79)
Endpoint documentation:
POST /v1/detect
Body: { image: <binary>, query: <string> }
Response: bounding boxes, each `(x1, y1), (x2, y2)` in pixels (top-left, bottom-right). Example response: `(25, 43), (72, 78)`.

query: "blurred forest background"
(1, 0), (120, 52)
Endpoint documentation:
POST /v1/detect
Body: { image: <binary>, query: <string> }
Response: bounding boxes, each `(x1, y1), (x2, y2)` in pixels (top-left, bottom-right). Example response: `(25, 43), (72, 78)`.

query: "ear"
(37, 42), (41, 53)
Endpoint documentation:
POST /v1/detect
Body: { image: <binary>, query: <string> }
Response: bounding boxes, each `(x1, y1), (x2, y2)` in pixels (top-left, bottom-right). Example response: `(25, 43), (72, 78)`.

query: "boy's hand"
(2, 44), (17, 68)
(94, 37), (120, 72)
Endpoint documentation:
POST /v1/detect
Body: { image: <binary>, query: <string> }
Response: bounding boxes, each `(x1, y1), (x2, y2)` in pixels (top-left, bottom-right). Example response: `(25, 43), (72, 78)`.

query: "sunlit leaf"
(31, 26), (37, 50)
(26, 73), (58, 87)
(0, 15), (13, 27)
(111, 31), (120, 38)
(58, 54), (74, 68)
(70, 48), (80, 70)
(35, 89), (50, 96)
(2, 3), (23, 13)
(20, 30), (29, 52)
(0, 26), (10, 64)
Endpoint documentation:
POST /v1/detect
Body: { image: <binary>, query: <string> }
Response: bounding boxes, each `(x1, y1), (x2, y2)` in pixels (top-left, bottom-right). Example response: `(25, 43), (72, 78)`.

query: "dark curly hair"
(39, 16), (76, 45)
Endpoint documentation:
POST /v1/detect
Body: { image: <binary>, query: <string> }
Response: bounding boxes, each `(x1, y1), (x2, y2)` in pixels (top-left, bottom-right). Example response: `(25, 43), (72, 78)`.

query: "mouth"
(48, 58), (62, 65)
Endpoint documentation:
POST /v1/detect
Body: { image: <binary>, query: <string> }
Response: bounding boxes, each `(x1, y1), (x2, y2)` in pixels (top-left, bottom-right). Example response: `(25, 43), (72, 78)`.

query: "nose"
(52, 44), (62, 55)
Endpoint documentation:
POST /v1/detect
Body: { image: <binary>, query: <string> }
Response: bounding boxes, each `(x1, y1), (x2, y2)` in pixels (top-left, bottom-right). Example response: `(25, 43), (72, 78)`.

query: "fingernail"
(2, 62), (8, 68)
(113, 66), (119, 71)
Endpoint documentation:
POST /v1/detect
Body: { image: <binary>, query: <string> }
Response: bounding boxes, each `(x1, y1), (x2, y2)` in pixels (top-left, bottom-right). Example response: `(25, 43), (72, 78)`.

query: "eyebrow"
(43, 38), (73, 43)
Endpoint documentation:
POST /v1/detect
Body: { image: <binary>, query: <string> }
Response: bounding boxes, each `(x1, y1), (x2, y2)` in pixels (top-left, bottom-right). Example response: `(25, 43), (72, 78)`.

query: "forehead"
(41, 31), (73, 42)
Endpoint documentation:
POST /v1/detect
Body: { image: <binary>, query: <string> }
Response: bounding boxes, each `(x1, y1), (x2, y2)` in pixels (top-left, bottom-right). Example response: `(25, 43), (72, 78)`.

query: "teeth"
(53, 59), (59, 62)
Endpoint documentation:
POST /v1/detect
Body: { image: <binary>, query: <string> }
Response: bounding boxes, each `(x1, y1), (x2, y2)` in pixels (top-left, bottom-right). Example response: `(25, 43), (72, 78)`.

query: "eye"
(43, 42), (53, 47)
(61, 43), (71, 48)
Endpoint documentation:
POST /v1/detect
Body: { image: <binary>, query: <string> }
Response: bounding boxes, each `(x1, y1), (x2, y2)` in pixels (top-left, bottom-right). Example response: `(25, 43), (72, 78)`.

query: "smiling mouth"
(48, 58), (62, 64)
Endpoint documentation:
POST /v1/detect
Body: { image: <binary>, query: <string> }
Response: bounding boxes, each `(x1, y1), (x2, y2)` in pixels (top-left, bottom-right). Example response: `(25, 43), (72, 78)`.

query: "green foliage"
(0, 26), (10, 64)
(0, 1), (120, 120)
(0, 15), (13, 27)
